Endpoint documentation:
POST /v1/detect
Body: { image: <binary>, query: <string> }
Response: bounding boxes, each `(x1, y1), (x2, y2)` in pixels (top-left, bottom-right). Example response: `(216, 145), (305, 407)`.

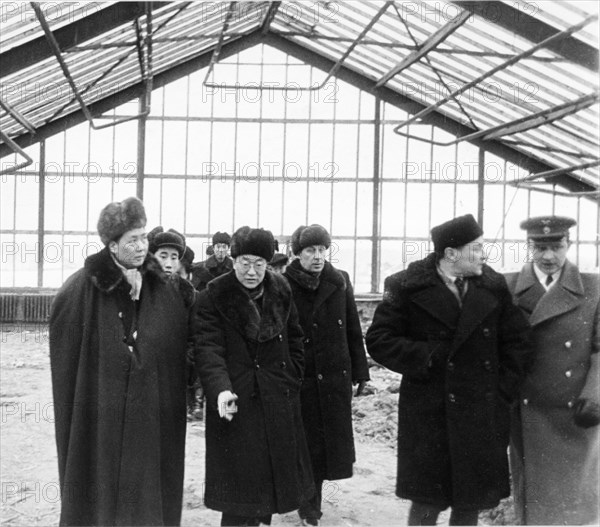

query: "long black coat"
(195, 270), (314, 517)
(49, 247), (196, 526)
(284, 260), (370, 480)
(365, 254), (530, 509)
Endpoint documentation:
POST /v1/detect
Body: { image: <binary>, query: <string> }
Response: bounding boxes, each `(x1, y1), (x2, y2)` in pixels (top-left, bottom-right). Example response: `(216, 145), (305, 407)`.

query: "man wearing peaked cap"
(195, 226), (314, 525)
(505, 216), (599, 525)
(191, 230), (234, 292)
(366, 214), (531, 525)
(49, 197), (197, 526)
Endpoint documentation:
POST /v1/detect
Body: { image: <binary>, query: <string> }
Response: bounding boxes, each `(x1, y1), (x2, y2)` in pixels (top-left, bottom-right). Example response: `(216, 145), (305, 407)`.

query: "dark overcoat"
(195, 270), (314, 517)
(284, 260), (370, 480)
(191, 254), (233, 291)
(365, 253), (531, 510)
(49, 247), (196, 526)
(505, 261), (599, 525)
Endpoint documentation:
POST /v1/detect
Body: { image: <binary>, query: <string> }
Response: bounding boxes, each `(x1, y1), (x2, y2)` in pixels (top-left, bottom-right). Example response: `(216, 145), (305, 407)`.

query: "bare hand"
(217, 390), (238, 421)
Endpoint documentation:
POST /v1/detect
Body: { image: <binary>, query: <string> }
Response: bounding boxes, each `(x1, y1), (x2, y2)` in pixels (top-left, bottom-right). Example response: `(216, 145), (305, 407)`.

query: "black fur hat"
(97, 197), (147, 245)
(148, 226), (185, 257)
(230, 226), (276, 261)
(291, 224), (331, 255)
(212, 231), (231, 246)
(431, 214), (483, 254)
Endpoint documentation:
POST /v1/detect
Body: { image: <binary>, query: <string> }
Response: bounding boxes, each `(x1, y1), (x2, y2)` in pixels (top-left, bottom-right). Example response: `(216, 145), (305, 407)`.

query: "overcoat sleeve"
(497, 284), (532, 402)
(579, 300), (600, 405)
(365, 275), (432, 378)
(48, 270), (87, 485)
(195, 290), (233, 407)
(287, 300), (305, 382)
(342, 271), (370, 382)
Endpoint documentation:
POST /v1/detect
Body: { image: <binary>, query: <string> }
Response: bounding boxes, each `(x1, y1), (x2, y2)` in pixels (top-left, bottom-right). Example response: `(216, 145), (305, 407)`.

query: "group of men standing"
(48, 196), (598, 527)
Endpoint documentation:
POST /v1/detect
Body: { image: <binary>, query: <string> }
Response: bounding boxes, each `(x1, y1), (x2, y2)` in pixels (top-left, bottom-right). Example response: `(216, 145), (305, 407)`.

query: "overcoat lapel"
(513, 264), (546, 315)
(529, 261), (584, 327)
(451, 285), (498, 353)
(411, 283), (460, 330)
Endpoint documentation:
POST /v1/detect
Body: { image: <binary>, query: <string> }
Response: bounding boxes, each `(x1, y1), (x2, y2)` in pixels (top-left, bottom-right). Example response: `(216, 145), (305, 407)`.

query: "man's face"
(154, 247), (180, 275)
(529, 237), (570, 275)
(447, 236), (486, 277)
(299, 245), (327, 273)
(213, 243), (229, 262)
(110, 227), (148, 269)
(234, 255), (267, 289)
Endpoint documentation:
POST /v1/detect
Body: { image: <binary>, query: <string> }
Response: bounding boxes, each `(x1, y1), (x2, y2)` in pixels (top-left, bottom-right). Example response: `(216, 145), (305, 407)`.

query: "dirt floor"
(0, 324), (513, 526)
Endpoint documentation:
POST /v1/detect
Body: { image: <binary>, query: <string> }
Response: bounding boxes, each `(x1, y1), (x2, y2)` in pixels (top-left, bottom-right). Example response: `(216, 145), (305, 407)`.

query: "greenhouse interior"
(0, 0), (598, 301)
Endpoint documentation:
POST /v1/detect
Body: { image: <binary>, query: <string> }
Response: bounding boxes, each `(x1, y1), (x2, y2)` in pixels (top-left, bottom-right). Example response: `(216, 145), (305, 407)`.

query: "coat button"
(122, 336), (128, 343)
(317, 374), (323, 381)
(278, 334), (283, 341)
(523, 398), (529, 406)
(280, 361), (287, 369)
(448, 393), (456, 403)
(483, 328), (491, 337)
(255, 362), (260, 370)
(312, 323), (318, 330)
(567, 400), (574, 408)
(304, 338), (311, 344)
(337, 319), (343, 326)
(447, 362), (455, 372)
(565, 341), (572, 349)
(483, 360), (492, 371)
(342, 370), (347, 376)
(118, 312), (123, 319)
(565, 370), (572, 378)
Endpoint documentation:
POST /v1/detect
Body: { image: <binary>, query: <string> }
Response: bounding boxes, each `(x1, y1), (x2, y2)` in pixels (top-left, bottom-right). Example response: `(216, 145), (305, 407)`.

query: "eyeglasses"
(237, 258), (266, 272)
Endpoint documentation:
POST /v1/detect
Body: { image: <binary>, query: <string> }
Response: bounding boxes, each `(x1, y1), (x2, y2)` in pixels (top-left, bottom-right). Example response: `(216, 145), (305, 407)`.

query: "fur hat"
(431, 214), (483, 254)
(181, 245), (195, 264)
(269, 253), (289, 267)
(230, 226), (276, 261)
(291, 224), (331, 255)
(148, 226), (185, 258)
(212, 231), (231, 246)
(97, 197), (147, 245)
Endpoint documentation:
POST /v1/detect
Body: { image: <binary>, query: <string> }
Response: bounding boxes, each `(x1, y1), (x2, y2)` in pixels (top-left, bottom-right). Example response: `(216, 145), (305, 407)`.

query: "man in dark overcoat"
(195, 226), (314, 526)
(191, 231), (233, 291)
(505, 216), (599, 525)
(284, 224), (370, 526)
(49, 197), (197, 526)
(366, 214), (531, 526)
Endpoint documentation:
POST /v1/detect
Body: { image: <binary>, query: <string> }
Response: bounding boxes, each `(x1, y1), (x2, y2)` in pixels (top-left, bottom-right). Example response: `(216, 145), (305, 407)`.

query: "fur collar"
(285, 260), (346, 291)
(206, 270), (292, 342)
(205, 254), (233, 271)
(398, 253), (506, 292)
(85, 246), (165, 294)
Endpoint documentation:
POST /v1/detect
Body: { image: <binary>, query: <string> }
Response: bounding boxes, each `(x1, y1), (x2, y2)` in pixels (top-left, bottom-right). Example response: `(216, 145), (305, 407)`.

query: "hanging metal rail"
(31, 1), (154, 130)
(393, 92), (599, 146)
(393, 13), (598, 134)
(203, 1), (393, 91)
(0, 129), (34, 175)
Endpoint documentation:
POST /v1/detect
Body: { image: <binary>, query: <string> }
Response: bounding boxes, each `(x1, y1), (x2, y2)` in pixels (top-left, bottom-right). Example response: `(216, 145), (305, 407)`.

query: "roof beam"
(453, 1), (599, 71)
(0, 2), (166, 79)
(0, 30), (264, 157)
(261, 32), (595, 194)
(376, 9), (471, 87)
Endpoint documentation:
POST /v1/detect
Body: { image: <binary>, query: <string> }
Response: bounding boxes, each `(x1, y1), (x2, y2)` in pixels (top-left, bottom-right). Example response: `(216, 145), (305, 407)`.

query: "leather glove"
(354, 380), (367, 397)
(573, 398), (600, 428)
(217, 390), (238, 421)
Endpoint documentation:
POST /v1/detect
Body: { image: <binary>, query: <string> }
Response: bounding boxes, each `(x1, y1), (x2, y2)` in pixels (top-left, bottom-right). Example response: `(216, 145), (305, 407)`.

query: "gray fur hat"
(291, 224), (331, 255)
(97, 197), (147, 245)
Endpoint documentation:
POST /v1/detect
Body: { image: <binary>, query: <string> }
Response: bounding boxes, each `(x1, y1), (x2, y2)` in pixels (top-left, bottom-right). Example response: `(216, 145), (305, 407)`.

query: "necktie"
(455, 277), (465, 299)
(545, 274), (553, 287)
